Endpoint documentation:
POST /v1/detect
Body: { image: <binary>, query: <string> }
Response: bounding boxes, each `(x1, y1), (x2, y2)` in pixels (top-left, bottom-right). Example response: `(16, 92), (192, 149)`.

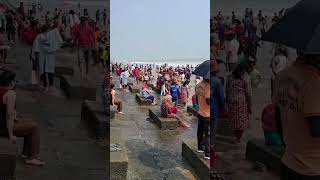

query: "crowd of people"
(211, 6), (320, 180)
(0, 1), (110, 168)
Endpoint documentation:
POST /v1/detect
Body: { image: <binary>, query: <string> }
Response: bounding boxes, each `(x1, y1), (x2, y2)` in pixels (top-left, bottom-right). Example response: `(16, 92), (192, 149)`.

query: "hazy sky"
(110, 0), (210, 62)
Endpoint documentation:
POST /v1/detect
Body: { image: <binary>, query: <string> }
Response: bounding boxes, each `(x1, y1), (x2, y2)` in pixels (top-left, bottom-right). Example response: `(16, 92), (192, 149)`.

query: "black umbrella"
(193, 60), (210, 79)
(261, 0), (320, 54)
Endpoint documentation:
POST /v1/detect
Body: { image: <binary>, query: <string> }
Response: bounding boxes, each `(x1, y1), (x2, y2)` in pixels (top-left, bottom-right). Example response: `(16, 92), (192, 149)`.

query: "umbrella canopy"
(261, 0), (320, 54)
(193, 60), (210, 79)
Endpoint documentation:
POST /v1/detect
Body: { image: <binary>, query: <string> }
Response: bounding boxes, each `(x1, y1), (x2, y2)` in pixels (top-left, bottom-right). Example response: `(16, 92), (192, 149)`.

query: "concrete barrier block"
(135, 93), (152, 106)
(0, 138), (16, 179)
(129, 85), (140, 93)
(55, 66), (74, 77)
(60, 75), (96, 101)
(110, 128), (128, 180)
(182, 140), (210, 180)
(81, 100), (109, 138)
(149, 108), (178, 130)
(246, 139), (284, 174)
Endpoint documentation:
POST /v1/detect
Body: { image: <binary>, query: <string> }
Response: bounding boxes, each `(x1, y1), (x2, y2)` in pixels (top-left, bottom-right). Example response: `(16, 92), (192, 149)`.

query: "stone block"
(129, 85), (140, 93)
(151, 85), (161, 94)
(60, 75), (96, 101)
(135, 93), (152, 106)
(0, 138), (16, 179)
(110, 127), (128, 180)
(81, 100), (109, 138)
(110, 105), (116, 119)
(55, 66), (74, 77)
(182, 140), (210, 180)
(149, 108), (178, 130)
(246, 139), (284, 174)
(187, 106), (198, 117)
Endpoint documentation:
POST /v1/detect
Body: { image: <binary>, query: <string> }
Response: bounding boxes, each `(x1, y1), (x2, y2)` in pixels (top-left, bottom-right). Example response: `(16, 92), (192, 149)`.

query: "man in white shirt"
(226, 32), (240, 72)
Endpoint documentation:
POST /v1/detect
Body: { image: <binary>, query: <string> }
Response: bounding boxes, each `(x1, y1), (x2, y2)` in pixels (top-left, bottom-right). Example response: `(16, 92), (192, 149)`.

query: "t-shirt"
(273, 62), (320, 176)
(170, 85), (180, 98)
(195, 81), (210, 118)
(76, 24), (94, 48)
(226, 39), (240, 64)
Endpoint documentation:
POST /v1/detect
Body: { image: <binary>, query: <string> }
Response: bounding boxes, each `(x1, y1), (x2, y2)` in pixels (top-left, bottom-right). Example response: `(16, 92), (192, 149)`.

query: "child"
(161, 95), (189, 128)
(170, 79), (180, 105)
(180, 81), (189, 106)
(192, 94), (199, 111)
(261, 103), (283, 148)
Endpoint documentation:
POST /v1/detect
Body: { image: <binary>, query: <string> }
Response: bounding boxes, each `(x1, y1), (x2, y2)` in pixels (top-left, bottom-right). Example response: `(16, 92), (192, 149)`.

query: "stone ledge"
(246, 139), (284, 174)
(55, 66), (74, 77)
(81, 100), (109, 138)
(187, 106), (198, 117)
(110, 105), (116, 119)
(182, 140), (210, 180)
(135, 93), (152, 106)
(110, 127), (128, 180)
(0, 138), (16, 179)
(129, 85), (140, 93)
(149, 108), (178, 130)
(60, 75), (96, 101)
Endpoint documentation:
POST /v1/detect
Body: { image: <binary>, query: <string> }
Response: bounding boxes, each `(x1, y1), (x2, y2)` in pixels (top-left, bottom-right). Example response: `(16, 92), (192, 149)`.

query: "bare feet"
(179, 121), (190, 128)
(25, 158), (46, 166)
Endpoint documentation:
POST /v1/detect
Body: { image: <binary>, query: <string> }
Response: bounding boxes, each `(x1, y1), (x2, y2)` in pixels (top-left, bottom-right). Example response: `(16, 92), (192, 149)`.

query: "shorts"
(78, 47), (90, 64)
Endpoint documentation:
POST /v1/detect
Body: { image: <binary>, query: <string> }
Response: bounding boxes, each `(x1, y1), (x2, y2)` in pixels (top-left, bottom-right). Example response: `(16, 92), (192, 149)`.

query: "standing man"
(226, 31), (239, 72)
(195, 76), (210, 160)
(273, 53), (320, 179)
(210, 59), (225, 165)
(75, 17), (95, 77)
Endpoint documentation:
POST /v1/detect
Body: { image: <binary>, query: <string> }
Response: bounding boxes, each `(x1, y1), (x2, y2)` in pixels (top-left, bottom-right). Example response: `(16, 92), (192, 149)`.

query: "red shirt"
(76, 24), (94, 48)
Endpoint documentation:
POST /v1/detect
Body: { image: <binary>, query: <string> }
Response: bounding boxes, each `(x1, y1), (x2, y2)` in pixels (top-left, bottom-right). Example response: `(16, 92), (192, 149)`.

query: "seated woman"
(160, 95), (189, 128)
(261, 103), (283, 148)
(0, 70), (45, 165)
(110, 83), (123, 114)
(141, 84), (156, 105)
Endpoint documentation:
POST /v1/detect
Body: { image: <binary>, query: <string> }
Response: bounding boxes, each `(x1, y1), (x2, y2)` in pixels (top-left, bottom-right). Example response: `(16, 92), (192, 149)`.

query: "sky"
(110, 0), (210, 62)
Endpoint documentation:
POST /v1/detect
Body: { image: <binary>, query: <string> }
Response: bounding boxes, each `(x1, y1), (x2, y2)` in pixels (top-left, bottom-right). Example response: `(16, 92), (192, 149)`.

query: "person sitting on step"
(160, 95), (189, 128)
(0, 69), (45, 166)
(141, 84), (156, 105)
(110, 83), (123, 114)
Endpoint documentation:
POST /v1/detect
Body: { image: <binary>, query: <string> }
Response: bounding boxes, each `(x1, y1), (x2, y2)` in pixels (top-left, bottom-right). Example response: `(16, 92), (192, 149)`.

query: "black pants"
(281, 164), (320, 180)
(197, 114), (210, 157)
(40, 73), (54, 87)
(7, 31), (15, 42)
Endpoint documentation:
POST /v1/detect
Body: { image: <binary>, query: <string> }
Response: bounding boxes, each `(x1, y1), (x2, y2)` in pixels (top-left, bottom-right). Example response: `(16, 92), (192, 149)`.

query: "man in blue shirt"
(210, 59), (225, 164)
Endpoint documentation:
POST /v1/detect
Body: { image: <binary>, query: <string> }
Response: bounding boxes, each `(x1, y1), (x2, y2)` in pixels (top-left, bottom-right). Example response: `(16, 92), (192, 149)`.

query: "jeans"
(147, 95), (154, 103)
(197, 114), (210, 157)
